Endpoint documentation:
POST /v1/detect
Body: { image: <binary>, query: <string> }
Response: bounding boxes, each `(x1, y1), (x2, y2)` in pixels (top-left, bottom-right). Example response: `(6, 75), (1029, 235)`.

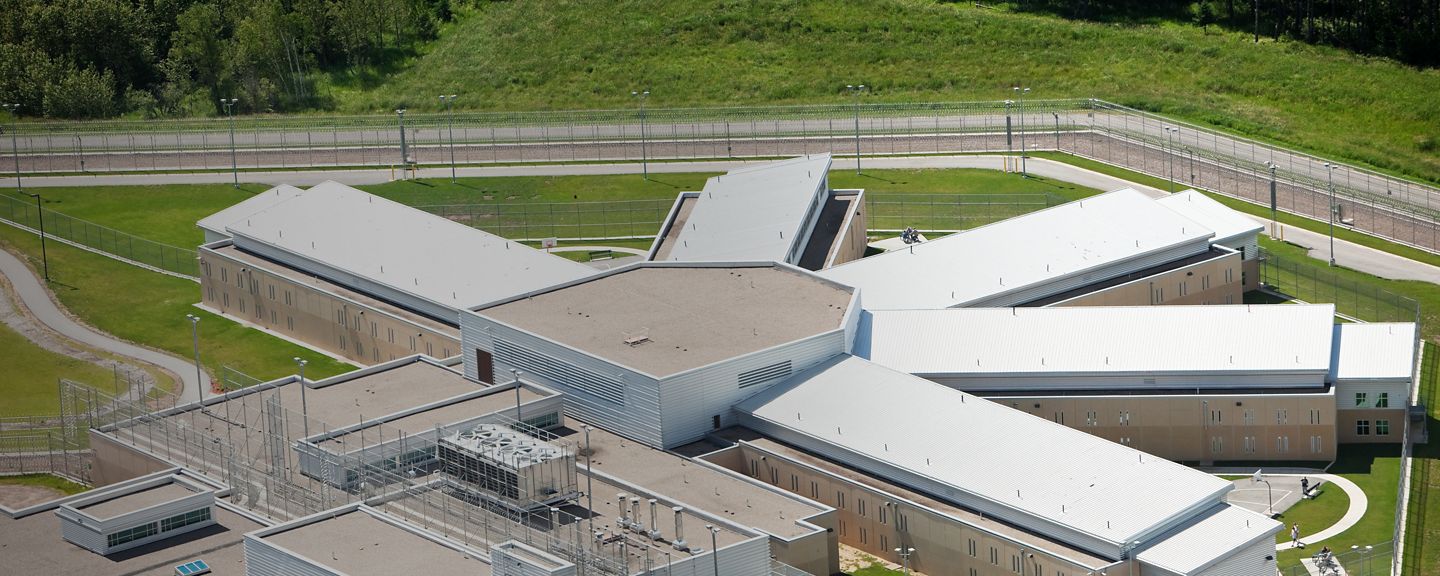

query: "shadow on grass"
(1329, 443), (1401, 476)
(859, 173), (904, 185)
(642, 177), (684, 189)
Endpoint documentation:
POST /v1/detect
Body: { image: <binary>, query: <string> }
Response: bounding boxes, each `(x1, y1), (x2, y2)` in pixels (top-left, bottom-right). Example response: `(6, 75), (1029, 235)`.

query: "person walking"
(1290, 523), (1302, 548)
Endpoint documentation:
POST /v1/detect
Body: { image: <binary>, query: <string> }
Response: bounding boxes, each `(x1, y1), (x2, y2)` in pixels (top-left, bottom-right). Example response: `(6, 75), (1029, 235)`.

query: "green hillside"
(335, 0), (1440, 181)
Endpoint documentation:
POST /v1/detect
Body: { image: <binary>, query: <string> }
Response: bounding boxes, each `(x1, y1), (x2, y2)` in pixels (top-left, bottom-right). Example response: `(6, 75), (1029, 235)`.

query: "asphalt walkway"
(0, 248), (211, 403)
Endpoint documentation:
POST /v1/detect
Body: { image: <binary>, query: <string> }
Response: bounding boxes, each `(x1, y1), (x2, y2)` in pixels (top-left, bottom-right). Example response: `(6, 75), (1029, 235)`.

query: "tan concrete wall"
(992, 393), (1337, 463)
(770, 508), (839, 576)
(1243, 258), (1260, 292)
(722, 443), (1106, 576)
(88, 432), (170, 487)
(1056, 250), (1244, 307)
(1336, 408), (1406, 443)
(199, 247), (461, 368)
(828, 194), (868, 268)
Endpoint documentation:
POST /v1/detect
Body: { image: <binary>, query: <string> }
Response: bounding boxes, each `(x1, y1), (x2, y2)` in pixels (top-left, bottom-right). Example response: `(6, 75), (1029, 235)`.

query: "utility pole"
(631, 90), (650, 180)
(439, 95), (458, 183)
(846, 84), (868, 175)
(22, 191), (47, 281)
(220, 99), (239, 188)
(1014, 86), (1030, 177)
(3, 103), (20, 193)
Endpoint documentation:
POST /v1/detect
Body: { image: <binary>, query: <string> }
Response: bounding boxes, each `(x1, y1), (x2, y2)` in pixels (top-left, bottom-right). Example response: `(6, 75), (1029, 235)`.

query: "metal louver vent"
(738, 360), (792, 389)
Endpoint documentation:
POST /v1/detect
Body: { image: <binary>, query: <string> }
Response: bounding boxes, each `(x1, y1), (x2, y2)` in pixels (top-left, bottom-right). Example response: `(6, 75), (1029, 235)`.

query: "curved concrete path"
(0, 248), (211, 403)
(1273, 473), (1369, 550)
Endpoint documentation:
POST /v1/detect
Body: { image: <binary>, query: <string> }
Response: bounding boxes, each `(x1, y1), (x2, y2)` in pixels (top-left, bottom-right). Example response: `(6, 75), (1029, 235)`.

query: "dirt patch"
(0, 484), (65, 509)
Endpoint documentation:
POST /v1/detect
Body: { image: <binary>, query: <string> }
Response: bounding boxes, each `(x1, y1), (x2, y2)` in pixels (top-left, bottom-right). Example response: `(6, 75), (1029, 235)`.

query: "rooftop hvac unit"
(438, 424), (578, 511)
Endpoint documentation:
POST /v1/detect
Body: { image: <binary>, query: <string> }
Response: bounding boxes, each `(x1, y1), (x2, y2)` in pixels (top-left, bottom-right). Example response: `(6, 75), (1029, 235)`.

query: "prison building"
(1155, 189), (1264, 290)
(855, 305), (1418, 462)
(197, 181), (593, 366)
(819, 188), (1245, 309)
(1331, 322), (1419, 443)
(647, 154), (868, 270)
(197, 183), (305, 244)
(461, 262), (861, 449)
(293, 373), (564, 490)
(732, 355), (1282, 576)
(55, 472), (218, 556)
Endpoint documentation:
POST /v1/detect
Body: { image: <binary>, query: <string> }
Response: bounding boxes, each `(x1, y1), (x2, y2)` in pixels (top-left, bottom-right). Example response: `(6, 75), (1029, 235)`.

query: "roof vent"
(623, 328), (651, 347)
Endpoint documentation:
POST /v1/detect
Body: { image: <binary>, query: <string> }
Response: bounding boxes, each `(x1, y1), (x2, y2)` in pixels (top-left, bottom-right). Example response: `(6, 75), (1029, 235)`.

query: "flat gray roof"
(734, 435), (1111, 569)
(77, 482), (196, 520)
(553, 422), (825, 539)
(0, 505), (259, 574)
(263, 510), (489, 575)
(318, 386), (546, 450)
(478, 264), (853, 377)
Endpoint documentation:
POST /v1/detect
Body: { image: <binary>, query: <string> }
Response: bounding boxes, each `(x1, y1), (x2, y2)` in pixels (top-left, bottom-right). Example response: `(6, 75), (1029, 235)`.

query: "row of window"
(1061, 408), (1340, 427)
(1355, 392), (1391, 408)
(106, 507), (212, 548)
(1214, 435), (1326, 455)
(1356, 419), (1391, 436)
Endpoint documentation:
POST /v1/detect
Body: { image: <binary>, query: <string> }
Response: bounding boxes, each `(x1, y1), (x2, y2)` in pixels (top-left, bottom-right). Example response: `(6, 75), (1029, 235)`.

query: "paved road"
(0, 248), (211, 403)
(1258, 217), (1440, 284)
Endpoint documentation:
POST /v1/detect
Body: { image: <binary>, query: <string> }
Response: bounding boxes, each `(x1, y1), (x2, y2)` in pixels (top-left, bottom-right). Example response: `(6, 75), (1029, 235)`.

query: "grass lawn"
(0, 227), (352, 389)
(1275, 444), (1402, 570)
(849, 563), (905, 576)
(0, 321), (121, 415)
(0, 473), (89, 495)
(1258, 238), (1438, 341)
(3, 185), (266, 249)
(1402, 342), (1440, 574)
(1273, 478), (1352, 546)
(324, 1), (1440, 184)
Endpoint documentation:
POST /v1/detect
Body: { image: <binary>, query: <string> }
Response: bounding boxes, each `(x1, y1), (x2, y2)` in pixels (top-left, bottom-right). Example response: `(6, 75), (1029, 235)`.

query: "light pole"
(439, 95), (458, 183)
(1013, 86), (1030, 177)
(846, 84), (868, 175)
(1052, 111), (1061, 151)
(3, 103), (20, 193)
(396, 108), (409, 172)
(895, 546), (915, 576)
(706, 524), (720, 576)
(631, 90), (650, 180)
(1004, 100), (1014, 169)
(293, 357), (309, 437)
(1324, 162), (1337, 266)
(21, 191), (47, 281)
(1265, 161), (1279, 228)
(220, 98), (239, 188)
(1163, 126), (1178, 192)
(185, 314), (202, 401)
(1252, 470), (1274, 517)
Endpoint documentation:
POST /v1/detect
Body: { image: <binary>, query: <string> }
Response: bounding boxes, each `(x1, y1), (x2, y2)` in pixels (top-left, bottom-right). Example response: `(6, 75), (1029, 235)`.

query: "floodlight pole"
(186, 314), (202, 401)
(1266, 162), (1279, 228)
(1325, 162), (1337, 266)
(396, 109), (409, 173)
(220, 99), (239, 188)
(1163, 126), (1178, 192)
(21, 191), (47, 281)
(1052, 112), (1061, 151)
(632, 90), (650, 180)
(294, 357), (309, 437)
(3, 103), (20, 193)
(895, 546), (915, 576)
(440, 95), (458, 183)
(846, 84), (867, 175)
(1013, 86), (1030, 177)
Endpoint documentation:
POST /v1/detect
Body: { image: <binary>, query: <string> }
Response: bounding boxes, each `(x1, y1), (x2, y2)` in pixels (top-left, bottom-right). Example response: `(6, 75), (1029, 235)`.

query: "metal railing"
(0, 193), (198, 278)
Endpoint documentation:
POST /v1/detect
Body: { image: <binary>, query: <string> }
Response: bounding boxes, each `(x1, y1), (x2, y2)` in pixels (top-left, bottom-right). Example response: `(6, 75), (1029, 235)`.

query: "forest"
(0, 0), (454, 118)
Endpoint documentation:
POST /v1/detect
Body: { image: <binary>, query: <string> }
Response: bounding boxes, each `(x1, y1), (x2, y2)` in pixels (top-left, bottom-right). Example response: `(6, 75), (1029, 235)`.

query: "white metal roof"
(225, 181), (593, 311)
(857, 304), (1337, 377)
(658, 155), (831, 263)
(1156, 190), (1264, 245)
(1331, 322), (1418, 381)
(735, 355), (1233, 553)
(1135, 504), (1280, 575)
(197, 184), (306, 236)
(818, 188), (1215, 310)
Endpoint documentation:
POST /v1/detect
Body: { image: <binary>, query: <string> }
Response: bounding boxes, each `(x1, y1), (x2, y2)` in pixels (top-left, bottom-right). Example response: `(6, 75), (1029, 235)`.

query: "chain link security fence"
(0, 192), (198, 278)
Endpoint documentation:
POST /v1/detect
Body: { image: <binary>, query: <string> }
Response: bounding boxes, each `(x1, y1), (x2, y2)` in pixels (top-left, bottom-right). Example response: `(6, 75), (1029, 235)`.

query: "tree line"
(1013, 0), (1439, 67)
(0, 0), (455, 119)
